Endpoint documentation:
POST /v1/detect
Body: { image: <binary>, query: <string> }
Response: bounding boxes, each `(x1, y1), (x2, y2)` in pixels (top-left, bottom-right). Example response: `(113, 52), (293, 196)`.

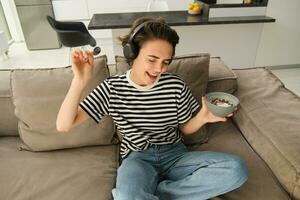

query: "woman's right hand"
(71, 49), (94, 88)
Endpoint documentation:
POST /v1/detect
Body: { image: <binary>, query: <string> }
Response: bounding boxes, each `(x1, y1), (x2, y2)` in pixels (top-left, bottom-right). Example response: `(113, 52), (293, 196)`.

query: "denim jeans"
(112, 142), (248, 200)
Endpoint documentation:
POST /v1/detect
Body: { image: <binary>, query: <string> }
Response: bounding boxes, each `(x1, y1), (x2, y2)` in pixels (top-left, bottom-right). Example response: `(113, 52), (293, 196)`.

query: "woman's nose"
(154, 63), (164, 74)
(154, 67), (162, 74)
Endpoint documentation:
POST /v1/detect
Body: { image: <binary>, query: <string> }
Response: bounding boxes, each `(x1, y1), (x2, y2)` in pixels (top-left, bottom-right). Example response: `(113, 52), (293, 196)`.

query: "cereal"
(211, 98), (233, 107)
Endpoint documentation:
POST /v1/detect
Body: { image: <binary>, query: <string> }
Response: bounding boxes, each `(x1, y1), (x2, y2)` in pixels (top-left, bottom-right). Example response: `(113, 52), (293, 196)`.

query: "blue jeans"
(112, 142), (248, 200)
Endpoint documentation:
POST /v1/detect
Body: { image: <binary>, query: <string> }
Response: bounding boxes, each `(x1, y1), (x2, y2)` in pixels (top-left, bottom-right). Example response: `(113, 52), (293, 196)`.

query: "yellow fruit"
(193, 6), (201, 12)
(188, 2), (202, 12)
(187, 4), (194, 10)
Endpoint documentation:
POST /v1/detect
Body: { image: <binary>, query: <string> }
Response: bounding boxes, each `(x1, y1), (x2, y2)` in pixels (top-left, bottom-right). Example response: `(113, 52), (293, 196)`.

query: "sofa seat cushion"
(0, 137), (118, 200)
(232, 68), (300, 199)
(114, 54), (210, 145)
(188, 120), (290, 200)
(207, 57), (238, 94)
(11, 56), (118, 151)
(0, 70), (18, 136)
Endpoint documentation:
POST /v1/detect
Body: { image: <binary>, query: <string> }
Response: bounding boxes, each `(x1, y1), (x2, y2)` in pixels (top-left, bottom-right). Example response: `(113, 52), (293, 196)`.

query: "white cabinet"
(51, 0), (191, 39)
(87, 0), (150, 16)
(217, 0), (243, 3)
(209, 7), (266, 18)
(52, 0), (89, 20)
(87, 0), (190, 15)
(52, 0), (191, 22)
(165, 0), (190, 11)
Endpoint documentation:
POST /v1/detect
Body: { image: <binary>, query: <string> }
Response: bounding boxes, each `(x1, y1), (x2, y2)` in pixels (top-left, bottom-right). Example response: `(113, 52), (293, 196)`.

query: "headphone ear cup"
(123, 43), (137, 60)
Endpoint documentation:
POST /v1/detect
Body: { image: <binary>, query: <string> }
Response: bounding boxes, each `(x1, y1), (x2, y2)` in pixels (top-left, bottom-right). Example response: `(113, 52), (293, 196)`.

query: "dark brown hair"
(118, 17), (179, 64)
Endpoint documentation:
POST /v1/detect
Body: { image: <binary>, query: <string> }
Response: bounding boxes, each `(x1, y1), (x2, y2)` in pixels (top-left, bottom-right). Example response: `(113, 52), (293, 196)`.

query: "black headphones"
(123, 22), (148, 60)
(123, 21), (175, 63)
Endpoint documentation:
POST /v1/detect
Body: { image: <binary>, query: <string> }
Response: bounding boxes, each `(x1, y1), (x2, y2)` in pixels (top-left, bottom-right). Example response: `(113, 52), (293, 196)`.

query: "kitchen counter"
(87, 10), (275, 68)
(88, 10), (275, 29)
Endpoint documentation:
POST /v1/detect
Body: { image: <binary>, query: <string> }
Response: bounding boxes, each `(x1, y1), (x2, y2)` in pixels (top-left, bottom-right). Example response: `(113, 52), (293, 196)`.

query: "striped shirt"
(80, 70), (199, 158)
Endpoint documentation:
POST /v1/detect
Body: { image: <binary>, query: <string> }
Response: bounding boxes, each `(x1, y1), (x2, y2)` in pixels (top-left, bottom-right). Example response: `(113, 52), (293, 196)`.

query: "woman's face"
(131, 38), (173, 86)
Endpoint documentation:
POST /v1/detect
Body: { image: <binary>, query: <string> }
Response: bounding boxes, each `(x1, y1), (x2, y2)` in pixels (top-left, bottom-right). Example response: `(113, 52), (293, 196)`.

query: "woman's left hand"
(199, 96), (233, 123)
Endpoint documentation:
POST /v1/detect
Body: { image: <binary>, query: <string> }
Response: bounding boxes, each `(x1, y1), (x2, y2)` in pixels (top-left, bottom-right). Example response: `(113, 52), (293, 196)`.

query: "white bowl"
(188, 9), (202, 15)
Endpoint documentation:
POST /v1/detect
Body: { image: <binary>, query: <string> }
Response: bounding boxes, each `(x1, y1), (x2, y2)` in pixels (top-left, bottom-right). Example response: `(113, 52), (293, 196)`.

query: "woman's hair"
(118, 17), (179, 64)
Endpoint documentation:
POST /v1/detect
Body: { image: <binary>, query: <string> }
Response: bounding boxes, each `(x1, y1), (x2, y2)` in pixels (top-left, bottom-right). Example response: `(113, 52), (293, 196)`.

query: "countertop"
(88, 10), (275, 30)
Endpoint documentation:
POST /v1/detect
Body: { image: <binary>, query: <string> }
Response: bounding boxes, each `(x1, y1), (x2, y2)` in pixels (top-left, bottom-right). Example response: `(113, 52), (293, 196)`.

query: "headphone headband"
(127, 21), (148, 45)
(123, 20), (174, 61)
(123, 21), (151, 60)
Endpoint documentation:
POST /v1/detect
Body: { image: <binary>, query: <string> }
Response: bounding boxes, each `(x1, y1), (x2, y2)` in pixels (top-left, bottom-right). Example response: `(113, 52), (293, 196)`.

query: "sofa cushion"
(232, 68), (300, 199)
(11, 56), (118, 151)
(0, 137), (118, 200)
(207, 57), (237, 94)
(115, 54), (210, 145)
(188, 120), (290, 200)
(0, 70), (18, 136)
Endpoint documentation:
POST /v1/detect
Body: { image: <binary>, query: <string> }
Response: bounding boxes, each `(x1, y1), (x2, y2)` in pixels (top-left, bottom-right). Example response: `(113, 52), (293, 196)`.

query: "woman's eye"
(148, 60), (155, 63)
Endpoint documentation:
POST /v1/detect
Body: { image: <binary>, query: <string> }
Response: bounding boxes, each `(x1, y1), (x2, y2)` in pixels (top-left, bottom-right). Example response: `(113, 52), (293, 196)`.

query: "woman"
(56, 17), (248, 200)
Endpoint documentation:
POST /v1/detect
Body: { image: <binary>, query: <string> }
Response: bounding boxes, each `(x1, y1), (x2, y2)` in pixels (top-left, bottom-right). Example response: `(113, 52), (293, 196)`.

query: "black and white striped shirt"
(80, 70), (199, 158)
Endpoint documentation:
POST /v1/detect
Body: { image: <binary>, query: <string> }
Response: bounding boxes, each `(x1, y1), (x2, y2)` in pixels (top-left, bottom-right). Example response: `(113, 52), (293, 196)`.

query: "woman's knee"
(118, 159), (147, 177)
(113, 159), (159, 199)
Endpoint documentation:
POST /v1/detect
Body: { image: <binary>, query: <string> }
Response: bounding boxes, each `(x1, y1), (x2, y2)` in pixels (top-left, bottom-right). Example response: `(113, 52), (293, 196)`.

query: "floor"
(1, 41), (299, 97)
(0, 39), (114, 69)
(269, 68), (300, 97)
(0, 42), (70, 69)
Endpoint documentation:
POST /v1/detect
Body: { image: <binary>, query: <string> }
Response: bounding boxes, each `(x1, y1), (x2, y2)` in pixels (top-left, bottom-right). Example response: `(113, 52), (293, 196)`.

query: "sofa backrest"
(207, 57), (237, 94)
(0, 55), (237, 137)
(0, 70), (18, 136)
(109, 56), (237, 94)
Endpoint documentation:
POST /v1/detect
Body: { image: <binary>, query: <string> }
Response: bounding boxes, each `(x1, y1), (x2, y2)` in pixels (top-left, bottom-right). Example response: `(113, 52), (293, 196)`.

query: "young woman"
(56, 17), (248, 200)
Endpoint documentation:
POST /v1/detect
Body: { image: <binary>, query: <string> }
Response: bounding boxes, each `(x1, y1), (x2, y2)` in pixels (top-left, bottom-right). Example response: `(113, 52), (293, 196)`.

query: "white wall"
(4, 0), (282, 67)
(112, 23), (264, 67)
(255, 0), (300, 67)
(78, 0), (266, 67)
(53, 0), (190, 20)
(52, 0), (190, 39)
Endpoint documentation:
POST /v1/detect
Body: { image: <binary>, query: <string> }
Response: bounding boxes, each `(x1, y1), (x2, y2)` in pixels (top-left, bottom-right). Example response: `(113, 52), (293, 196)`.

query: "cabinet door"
(52, 0), (89, 20)
(87, 0), (150, 16)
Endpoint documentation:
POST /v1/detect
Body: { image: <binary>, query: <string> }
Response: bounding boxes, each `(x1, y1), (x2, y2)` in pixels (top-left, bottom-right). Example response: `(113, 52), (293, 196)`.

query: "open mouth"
(146, 72), (158, 80)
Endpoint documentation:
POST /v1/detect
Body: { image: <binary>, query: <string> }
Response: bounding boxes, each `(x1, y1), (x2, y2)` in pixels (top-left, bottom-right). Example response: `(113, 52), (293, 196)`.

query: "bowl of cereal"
(205, 92), (239, 117)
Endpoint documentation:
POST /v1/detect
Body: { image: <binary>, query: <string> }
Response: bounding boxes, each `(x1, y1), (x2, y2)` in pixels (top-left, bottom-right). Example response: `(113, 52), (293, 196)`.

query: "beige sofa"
(0, 54), (299, 200)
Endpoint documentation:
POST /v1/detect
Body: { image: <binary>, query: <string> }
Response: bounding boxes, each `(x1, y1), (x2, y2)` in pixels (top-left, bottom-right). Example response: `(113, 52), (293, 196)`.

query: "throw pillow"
(11, 55), (118, 151)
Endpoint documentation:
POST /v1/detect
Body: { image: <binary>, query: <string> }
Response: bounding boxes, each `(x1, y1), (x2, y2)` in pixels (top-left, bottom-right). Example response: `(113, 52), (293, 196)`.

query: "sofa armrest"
(0, 70), (19, 136)
(232, 67), (300, 199)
